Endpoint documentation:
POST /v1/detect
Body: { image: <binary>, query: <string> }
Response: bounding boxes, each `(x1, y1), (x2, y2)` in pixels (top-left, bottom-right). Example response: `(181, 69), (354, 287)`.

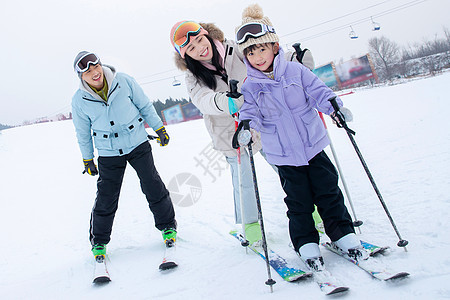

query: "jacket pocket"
(117, 115), (145, 147)
(298, 108), (326, 146)
(92, 129), (113, 150)
(260, 123), (287, 156)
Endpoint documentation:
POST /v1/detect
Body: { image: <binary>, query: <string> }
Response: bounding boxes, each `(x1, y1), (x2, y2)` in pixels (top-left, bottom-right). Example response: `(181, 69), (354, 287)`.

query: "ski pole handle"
(292, 43), (305, 63)
(147, 134), (161, 144)
(227, 79), (242, 99)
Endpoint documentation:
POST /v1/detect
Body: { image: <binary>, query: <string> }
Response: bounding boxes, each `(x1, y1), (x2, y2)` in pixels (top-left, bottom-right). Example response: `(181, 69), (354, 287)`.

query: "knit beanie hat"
(73, 51), (101, 78)
(235, 4), (279, 53)
(170, 21), (209, 58)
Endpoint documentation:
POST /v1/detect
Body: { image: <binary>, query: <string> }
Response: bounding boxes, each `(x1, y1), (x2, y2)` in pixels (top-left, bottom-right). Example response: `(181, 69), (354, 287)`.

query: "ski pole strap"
(232, 121), (244, 149)
(329, 97), (356, 135)
(232, 119), (252, 149)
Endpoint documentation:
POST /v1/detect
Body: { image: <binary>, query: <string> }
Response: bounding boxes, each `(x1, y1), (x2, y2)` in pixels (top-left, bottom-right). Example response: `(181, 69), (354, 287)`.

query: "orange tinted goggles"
(173, 21), (203, 53)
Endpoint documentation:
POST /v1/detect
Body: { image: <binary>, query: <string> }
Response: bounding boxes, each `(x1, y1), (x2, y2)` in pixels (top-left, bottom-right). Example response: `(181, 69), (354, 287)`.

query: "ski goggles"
(172, 21), (205, 54)
(75, 52), (100, 73)
(236, 23), (276, 45)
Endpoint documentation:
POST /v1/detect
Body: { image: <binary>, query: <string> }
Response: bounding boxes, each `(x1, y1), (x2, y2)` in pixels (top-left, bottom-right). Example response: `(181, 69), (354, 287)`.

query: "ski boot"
(244, 222), (262, 246)
(332, 233), (370, 261)
(313, 206), (324, 234)
(92, 243), (106, 262)
(162, 227), (177, 248)
(299, 243), (325, 271)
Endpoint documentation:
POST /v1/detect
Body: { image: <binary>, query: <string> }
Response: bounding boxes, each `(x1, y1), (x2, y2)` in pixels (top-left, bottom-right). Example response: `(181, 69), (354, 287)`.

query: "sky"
(1, 0), (448, 125)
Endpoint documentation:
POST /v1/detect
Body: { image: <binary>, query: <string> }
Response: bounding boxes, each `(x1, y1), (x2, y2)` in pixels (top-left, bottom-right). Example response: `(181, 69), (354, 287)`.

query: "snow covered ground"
(1, 72), (450, 299)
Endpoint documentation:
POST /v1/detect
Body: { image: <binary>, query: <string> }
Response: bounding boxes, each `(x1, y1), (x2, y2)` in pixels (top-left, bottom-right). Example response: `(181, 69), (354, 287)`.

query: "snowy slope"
(1, 72), (450, 299)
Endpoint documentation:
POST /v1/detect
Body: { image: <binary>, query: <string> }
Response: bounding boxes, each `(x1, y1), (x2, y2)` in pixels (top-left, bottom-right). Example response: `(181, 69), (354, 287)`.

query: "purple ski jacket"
(239, 48), (343, 166)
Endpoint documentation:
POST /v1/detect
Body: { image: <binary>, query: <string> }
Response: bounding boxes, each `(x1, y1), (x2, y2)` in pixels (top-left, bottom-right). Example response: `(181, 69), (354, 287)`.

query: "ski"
(301, 258), (350, 296)
(159, 240), (178, 271)
(360, 240), (390, 255)
(322, 241), (410, 281)
(93, 255), (111, 284)
(230, 231), (311, 282)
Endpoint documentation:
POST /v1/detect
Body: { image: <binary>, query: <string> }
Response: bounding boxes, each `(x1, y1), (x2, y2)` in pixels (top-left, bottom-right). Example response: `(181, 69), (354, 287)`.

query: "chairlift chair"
(371, 17), (381, 31)
(172, 77), (181, 86)
(349, 26), (358, 39)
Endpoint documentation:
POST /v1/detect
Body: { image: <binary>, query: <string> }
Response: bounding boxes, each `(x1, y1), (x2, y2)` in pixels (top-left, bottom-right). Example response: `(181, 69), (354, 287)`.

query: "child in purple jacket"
(235, 4), (369, 271)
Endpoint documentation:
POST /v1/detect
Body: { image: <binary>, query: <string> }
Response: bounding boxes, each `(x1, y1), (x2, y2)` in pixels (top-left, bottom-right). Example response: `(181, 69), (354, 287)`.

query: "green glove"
(83, 158), (98, 176)
(155, 126), (170, 146)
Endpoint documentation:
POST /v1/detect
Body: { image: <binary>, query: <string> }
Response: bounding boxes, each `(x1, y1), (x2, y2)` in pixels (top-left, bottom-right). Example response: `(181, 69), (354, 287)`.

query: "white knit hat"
(235, 4), (279, 53)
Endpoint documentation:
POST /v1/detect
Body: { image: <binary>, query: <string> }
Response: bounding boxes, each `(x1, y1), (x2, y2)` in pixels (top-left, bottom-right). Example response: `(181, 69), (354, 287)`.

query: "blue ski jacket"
(71, 65), (163, 159)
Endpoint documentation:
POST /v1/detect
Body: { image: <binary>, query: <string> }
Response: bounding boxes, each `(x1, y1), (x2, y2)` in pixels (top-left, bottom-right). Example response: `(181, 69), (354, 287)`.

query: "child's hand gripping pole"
(228, 79), (252, 150)
(329, 96), (355, 135)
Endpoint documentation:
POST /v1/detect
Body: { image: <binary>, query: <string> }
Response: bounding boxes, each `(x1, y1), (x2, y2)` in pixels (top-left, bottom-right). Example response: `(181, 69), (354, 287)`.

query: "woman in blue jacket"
(71, 51), (177, 259)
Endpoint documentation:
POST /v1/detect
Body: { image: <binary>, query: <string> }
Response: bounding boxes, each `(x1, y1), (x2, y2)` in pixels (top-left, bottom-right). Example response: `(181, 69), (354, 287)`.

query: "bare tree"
(443, 26), (450, 46)
(368, 36), (400, 80)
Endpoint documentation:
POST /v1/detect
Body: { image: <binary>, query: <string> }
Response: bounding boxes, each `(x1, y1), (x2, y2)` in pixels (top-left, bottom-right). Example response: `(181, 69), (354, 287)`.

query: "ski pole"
(227, 80), (249, 249)
(147, 134), (161, 145)
(318, 112), (363, 232)
(237, 119), (276, 292)
(328, 97), (408, 248)
(291, 43), (363, 231)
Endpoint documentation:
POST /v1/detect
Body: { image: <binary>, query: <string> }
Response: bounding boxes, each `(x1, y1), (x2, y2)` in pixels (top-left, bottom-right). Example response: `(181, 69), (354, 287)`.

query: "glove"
(83, 158), (98, 176)
(331, 107), (353, 126)
(340, 107), (353, 122)
(155, 126), (170, 146)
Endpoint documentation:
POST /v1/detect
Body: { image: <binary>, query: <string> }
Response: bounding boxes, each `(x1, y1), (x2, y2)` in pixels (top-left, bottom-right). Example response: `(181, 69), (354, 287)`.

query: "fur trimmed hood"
(173, 23), (225, 71)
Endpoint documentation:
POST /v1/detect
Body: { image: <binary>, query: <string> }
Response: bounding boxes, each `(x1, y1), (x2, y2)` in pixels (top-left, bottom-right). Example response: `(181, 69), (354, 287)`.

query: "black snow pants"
(89, 141), (176, 245)
(277, 151), (354, 252)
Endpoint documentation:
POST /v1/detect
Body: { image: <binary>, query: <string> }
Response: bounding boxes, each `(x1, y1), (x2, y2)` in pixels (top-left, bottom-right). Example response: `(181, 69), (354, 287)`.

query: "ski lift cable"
(282, 0), (425, 39)
(284, 0), (428, 44)
(280, 0), (393, 38)
(136, 68), (178, 81)
(139, 73), (184, 86)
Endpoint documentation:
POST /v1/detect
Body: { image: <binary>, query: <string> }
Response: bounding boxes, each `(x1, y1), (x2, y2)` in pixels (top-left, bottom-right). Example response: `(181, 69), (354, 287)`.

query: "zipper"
(107, 82), (119, 98)
(82, 97), (106, 104)
(279, 78), (305, 161)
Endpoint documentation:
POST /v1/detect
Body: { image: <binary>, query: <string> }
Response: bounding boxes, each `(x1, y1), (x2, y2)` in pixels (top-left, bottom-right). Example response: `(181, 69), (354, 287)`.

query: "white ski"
(159, 240), (178, 271)
(93, 255), (111, 284)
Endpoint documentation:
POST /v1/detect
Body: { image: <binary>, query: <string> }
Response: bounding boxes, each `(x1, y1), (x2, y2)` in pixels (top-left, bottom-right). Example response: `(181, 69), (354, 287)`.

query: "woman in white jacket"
(170, 21), (315, 245)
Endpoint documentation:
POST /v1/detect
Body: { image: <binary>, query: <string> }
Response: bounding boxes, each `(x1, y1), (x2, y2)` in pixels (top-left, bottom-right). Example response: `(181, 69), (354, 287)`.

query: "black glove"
(155, 126), (170, 146)
(83, 158), (98, 176)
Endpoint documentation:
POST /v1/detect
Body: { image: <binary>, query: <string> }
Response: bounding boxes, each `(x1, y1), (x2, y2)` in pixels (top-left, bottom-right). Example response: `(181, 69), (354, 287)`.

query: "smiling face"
(81, 64), (104, 90)
(184, 34), (213, 61)
(245, 43), (279, 72)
